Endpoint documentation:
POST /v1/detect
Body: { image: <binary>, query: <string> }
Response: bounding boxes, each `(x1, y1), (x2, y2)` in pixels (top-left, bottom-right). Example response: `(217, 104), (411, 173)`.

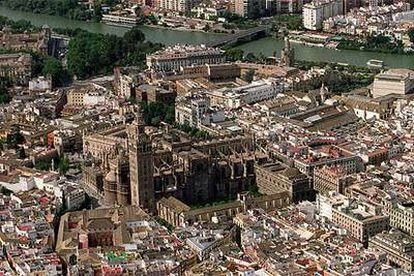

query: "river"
(0, 6), (221, 45)
(0, 6), (413, 69)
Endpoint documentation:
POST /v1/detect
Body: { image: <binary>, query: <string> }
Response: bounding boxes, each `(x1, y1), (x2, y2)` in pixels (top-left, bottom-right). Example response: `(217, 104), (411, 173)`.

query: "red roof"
(39, 197), (50, 204)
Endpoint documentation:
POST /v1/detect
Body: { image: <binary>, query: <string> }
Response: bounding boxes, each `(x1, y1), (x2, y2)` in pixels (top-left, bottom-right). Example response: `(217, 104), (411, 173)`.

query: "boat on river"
(367, 59), (385, 68)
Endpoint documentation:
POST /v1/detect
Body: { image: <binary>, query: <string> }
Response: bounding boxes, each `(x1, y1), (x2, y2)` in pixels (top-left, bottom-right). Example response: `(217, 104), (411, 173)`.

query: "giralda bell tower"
(127, 107), (155, 212)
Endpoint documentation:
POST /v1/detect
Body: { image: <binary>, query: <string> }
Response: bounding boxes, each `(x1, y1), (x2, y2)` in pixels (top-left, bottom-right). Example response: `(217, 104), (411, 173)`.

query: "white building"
(208, 78), (284, 109)
(84, 91), (106, 106)
(175, 95), (209, 127)
(157, 0), (203, 12)
(316, 191), (347, 220)
(372, 69), (414, 98)
(64, 185), (85, 210)
(146, 44), (225, 72)
(101, 14), (139, 27)
(191, 4), (227, 19)
(0, 176), (36, 193)
(29, 76), (52, 92)
(303, 0), (344, 30)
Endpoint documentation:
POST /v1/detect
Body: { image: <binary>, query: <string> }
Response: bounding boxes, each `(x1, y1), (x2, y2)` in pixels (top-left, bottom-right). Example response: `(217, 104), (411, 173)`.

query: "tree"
(245, 52), (257, 62)
(408, 28), (414, 43)
(147, 14), (158, 25)
(9, 19), (35, 33)
(151, 116), (161, 126)
(225, 48), (244, 62)
(43, 130), (48, 147)
(67, 28), (159, 79)
(42, 57), (71, 87)
(140, 101), (175, 126)
(123, 27), (146, 52)
(203, 23), (211, 32)
(242, 69), (255, 82)
(58, 155), (70, 175)
(93, 2), (102, 21)
(6, 125), (25, 149)
(271, 14), (303, 31)
(0, 138), (5, 153)
(35, 161), (51, 171)
(67, 31), (124, 78)
(0, 79), (10, 104)
(16, 147), (26, 159)
(2, 0), (94, 21)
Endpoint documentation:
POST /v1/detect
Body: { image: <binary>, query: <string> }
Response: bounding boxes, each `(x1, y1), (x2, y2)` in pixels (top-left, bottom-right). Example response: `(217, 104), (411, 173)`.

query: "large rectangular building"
(234, 0), (267, 18)
(207, 78), (284, 109)
(314, 165), (353, 195)
(372, 69), (414, 98)
(303, 0), (344, 30)
(369, 231), (414, 272)
(389, 201), (414, 237)
(0, 53), (32, 85)
(332, 199), (389, 244)
(146, 44), (225, 72)
(156, 0), (202, 12)
(293, 146), (360, 176)
(255, 162), (315, 203)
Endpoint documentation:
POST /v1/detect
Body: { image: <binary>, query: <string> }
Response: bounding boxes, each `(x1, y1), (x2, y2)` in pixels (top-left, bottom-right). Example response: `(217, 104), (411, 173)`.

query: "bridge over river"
(206, 26), (269, 47)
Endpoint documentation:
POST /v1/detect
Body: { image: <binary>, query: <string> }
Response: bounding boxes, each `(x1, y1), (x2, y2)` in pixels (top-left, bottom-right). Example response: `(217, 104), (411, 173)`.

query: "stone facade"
(0, 53), (32, 85)
(157, 191), (291, 227)
(83, 116), (260, 210)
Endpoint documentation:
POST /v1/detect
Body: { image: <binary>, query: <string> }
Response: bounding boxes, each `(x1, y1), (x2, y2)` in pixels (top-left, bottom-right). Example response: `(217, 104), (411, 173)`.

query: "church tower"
(127, 108), (155, 212)
(280, 37), (295, 67)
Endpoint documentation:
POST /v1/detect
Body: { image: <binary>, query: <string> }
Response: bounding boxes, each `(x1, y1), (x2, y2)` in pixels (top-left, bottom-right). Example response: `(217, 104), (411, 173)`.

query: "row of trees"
(67, 27), (162, 79)
(408, 28), (414, 43)
(222, 12), (258, 30)
(34, 155), (69, 175)
(139, 101), (175, 127)
(338, 34), (405, 54)
(270, 14), (303, 31)
(224, 48), (267, 62)
(0, 16), (37, 33)
(0, 0), (97, 21)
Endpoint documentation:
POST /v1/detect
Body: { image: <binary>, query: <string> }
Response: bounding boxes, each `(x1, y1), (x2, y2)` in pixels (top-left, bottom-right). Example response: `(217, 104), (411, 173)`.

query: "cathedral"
(83, 108), (262, 212)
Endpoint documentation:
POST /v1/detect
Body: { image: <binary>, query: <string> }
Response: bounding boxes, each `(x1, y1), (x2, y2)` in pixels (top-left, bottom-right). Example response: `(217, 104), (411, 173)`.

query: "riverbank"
(0, 6), (221, 45)
(235, 36), (414, 68)
(0, 6), (413, 68)
(142, 23), (229, 35)
(0, 3), (231, 36)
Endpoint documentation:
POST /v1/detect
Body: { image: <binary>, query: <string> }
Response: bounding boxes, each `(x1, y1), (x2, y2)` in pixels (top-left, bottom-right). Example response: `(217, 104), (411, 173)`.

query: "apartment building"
(332, 199), (389, 244)
(156, 0), (202, 12)
(234, 0), (267, 18)
(303, 0), (344, 30)
(370, 231), (414, 272)
(389, 201), (414, 237)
